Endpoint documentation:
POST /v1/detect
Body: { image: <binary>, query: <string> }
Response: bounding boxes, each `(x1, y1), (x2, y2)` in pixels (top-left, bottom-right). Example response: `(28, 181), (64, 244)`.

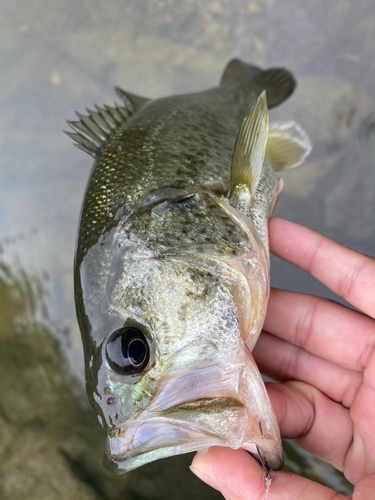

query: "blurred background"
(0, 0), (374, 498)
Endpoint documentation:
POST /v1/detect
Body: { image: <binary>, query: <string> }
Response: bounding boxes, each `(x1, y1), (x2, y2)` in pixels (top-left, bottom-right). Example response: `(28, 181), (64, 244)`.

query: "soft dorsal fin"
(221, 59), (296, 108)
(115, 87), (150, 113)
(65, 102), (132, 157)
(230, 91), (269, 201)
(266, 121), (312, 171)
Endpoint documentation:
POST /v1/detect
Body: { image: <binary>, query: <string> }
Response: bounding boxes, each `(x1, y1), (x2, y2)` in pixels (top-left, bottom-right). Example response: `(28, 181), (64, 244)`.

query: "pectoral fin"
(266, 121), (312, 171)
(230, 91), (269, 202)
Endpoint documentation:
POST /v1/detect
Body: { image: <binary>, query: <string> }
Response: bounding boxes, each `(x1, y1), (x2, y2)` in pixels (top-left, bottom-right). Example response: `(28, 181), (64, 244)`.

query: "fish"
(67, 59), (312, 474)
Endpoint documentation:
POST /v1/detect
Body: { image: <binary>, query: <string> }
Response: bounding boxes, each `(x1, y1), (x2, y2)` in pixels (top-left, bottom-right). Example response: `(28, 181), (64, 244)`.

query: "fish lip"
(104, 396), (283, 474)
(112, 395), (244, 440)
(152, 395), (244, 416)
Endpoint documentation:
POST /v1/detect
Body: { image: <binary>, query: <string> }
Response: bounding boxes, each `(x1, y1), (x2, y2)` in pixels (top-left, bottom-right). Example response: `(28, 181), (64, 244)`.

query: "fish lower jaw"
(105, 429), (282, 475)
(104, 397), (283, 474)
(106, 424), (217, 468)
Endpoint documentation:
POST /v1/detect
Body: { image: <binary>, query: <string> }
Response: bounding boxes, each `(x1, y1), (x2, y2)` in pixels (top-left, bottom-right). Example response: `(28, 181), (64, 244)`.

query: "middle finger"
(253, 331), (362, 407)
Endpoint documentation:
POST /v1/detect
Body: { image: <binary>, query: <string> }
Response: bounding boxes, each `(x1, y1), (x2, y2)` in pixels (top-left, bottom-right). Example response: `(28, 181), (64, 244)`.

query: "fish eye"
(106, 327), (150, 375)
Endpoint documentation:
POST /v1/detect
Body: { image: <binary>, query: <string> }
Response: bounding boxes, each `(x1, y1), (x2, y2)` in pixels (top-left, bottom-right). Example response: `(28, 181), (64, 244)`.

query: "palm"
(191, 218), (375, 499)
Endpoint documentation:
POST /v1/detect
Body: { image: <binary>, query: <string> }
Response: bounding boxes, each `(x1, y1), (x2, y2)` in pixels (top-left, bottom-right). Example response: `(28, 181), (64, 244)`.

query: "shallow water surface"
(1, 1), (374, 498)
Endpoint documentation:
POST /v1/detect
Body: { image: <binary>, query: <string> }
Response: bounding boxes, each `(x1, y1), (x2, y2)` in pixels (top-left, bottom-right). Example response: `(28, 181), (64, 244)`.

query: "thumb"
(190, 447), (350, 500)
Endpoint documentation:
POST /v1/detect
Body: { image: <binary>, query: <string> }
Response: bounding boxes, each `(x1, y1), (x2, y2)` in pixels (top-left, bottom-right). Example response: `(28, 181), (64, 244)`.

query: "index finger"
(269, 218), (375, 319)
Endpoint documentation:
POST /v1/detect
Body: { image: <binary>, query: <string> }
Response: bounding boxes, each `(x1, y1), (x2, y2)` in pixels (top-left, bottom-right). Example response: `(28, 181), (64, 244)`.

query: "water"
(1, 0), (374, 497)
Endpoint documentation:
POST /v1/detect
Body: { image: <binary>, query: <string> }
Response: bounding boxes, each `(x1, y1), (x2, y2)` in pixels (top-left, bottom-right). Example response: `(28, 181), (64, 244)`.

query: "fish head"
(76, 199), (282, 474)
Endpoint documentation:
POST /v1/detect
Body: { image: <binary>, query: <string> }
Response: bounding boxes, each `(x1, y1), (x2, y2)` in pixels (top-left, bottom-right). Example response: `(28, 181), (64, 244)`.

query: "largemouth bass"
(67, 59), (311, 474)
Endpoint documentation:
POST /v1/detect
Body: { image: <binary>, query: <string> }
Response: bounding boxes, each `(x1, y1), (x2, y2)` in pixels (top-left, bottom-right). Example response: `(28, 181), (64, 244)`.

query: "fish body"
(68, 60), (311, 474)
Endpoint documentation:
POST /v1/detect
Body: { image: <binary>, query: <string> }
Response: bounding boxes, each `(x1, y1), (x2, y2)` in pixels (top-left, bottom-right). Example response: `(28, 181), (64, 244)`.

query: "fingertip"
(264, 382), (316, 440)
(190, 447), (268, 499)
(190, 450), (220, 491)
(269, 217), (294, 230)
(265, 382), (290, 428)
(268, 217), (297, 256)
(269, 216), (284, 223)
(268, 216), (285, 233)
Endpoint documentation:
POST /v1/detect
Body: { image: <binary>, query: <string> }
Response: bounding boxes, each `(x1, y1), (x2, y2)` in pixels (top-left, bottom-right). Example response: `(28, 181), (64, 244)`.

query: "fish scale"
(77, 93), (245, 259)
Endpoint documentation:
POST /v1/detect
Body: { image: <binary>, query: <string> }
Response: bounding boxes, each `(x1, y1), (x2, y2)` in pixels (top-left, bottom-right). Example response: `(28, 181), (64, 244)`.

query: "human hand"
(190, 218), (375, 499)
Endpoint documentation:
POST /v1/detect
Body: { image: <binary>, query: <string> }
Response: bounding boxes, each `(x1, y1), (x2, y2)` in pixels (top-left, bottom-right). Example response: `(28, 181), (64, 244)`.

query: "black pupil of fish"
(122, 336), (147, 367)
(106, 327), (149, 375)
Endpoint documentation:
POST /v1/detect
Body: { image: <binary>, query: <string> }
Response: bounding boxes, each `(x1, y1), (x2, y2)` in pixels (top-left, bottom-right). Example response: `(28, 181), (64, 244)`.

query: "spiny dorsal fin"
(266, 121), (312, 171)
(221, 59), (296, 108)
(115, 87), (150, 113)
(230, 91), (269, 200)
(65, 102), (132, 157)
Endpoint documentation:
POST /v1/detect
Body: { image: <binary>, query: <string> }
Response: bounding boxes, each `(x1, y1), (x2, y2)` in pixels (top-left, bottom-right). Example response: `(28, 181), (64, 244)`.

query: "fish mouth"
(104, 342), (283, 474)
(105, 393), (283, 473)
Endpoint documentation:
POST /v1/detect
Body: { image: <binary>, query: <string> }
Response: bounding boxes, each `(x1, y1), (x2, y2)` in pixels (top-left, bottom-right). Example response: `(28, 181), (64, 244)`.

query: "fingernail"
(345, 469), (353, 485)
(189, 464), (219, 491)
